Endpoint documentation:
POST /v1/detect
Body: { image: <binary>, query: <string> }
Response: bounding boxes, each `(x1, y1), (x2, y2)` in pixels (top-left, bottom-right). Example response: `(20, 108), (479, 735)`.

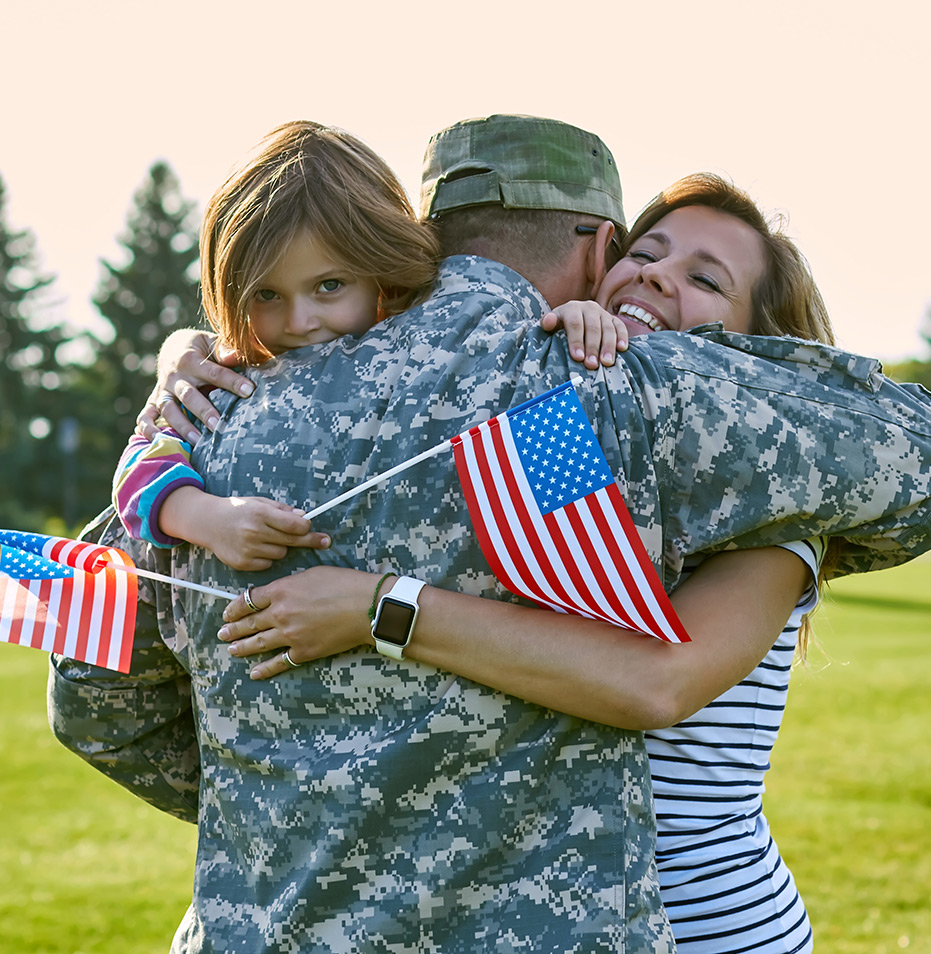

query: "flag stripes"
(452, 383), (688, 643)
(0, 531), (137, 672)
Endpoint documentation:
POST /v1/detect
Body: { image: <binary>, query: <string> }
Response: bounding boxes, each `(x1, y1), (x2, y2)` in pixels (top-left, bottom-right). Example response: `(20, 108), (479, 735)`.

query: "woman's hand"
(136, 329), (256, 443)
(218, 567), (382, 678)
(540, 300), (630, 369)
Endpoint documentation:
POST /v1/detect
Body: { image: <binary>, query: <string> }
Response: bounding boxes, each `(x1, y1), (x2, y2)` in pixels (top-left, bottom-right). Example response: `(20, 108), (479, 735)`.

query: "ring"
(243, 586), (259, 613)
(283, 649), (302, 669)
(156, 391), (176, 409)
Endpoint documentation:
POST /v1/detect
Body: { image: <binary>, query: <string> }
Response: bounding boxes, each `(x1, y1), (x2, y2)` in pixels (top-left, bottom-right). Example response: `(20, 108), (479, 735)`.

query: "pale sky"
(3, 0), (930, 363)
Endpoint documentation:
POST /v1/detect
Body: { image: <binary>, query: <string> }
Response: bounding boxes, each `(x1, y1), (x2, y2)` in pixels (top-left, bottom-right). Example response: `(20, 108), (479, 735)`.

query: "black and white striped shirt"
(647, 539), (824, 954)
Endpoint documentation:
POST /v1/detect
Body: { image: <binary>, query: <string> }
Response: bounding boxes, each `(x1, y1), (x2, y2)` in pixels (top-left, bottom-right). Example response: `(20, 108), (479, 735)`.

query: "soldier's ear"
(584, 220), (616, 298)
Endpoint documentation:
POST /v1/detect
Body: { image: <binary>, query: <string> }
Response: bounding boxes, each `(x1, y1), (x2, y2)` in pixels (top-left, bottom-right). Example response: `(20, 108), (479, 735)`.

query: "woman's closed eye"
(627, 249), (657, 263)
(691, 273), (723, 293)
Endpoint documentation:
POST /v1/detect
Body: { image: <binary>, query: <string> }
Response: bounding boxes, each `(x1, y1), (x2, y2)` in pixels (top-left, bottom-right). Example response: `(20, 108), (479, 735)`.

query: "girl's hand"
(540, 300), (629, 369)
(159, 488), (330, 571)
(136, 329), (255, 444)
(207, 498), (328, 571)
(218, 567), (381, 678)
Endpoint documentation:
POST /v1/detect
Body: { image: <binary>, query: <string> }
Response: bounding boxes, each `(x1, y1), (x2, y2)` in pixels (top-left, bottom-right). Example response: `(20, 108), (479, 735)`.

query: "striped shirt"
(647, 539), (823, 954)
(112, 429), (203, 547)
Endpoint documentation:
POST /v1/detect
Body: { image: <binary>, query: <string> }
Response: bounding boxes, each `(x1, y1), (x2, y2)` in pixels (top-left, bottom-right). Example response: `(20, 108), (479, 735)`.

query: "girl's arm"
(158, 487), (326, 571)
(113, 426), (328, 571)
(217, 546), (811, 729)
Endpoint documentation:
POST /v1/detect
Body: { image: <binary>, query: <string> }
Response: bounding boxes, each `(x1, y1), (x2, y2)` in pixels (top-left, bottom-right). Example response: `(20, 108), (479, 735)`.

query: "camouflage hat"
(420, 114), (625, 228)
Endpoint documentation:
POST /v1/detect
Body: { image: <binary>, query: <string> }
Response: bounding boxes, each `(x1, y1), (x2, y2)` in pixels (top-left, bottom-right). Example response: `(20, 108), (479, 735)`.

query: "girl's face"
(249, 230), (380, 356)
(595, 205), (766, 337)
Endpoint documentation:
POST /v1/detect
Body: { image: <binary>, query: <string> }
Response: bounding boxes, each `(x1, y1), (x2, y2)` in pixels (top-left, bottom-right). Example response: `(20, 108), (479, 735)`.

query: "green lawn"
(768, 555), (931, 953)
(1, 557), (928, 952)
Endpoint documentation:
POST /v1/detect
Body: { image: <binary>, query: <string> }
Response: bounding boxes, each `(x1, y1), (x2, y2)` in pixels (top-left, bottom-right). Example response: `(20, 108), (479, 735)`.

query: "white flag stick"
(302, 440), (452, 521)
(106, 562), (239, 600)
(301, 375), (585, 523)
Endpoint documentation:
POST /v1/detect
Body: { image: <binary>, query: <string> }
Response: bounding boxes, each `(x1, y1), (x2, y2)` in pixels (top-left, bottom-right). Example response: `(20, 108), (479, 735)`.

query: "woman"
(145, 174), (833, 953)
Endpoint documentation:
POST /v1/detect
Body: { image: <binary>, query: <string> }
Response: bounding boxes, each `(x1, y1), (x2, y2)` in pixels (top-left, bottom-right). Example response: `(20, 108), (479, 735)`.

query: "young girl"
(112, 121), (439, 570)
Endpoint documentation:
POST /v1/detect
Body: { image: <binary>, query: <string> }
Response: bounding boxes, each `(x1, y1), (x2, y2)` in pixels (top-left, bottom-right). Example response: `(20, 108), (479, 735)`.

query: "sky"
(3, 0), (930, 364)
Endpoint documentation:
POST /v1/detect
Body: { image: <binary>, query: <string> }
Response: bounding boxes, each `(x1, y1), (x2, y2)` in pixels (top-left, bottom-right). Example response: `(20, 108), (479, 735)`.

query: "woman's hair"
(623, 173), (835, 345)
(628, 174), (841, 659)
(201, 121), (439, 364)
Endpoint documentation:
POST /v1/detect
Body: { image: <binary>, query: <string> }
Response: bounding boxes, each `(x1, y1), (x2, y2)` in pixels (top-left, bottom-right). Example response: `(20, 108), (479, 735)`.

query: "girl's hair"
(201, 121), (439, 364)
(627, 173), (840, 661)
(623, 173), (835, 345)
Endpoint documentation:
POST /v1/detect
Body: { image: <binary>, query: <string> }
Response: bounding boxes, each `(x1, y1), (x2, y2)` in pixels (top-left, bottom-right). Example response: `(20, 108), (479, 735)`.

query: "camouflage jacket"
(49, 255), (931, 953)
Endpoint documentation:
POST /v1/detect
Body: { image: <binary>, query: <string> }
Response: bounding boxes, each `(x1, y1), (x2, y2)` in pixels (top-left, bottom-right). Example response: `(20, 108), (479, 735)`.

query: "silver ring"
(283, 649), (302, 669)
(243, 586), (259, 613)
(156, 390), (176, 410)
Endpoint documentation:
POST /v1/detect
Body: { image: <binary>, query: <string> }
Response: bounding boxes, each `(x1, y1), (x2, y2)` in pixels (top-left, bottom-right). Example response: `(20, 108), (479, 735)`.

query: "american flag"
(451, 382), (689, 643)
(0, 530), (137, 672)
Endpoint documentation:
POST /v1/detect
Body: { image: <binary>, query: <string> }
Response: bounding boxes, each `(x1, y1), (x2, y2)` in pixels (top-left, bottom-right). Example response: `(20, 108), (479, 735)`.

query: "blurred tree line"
(2, 162), (931, 538)
(0, 163), (203, 535)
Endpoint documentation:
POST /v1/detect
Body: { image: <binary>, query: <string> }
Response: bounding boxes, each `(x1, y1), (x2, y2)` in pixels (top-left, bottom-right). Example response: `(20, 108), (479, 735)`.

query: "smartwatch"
(371, 576), (426, 660)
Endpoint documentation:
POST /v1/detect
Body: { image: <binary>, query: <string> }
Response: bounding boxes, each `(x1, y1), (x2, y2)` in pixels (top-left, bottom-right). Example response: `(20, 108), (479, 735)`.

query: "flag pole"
(301, 376), (584, 522)
(106, 562), (239, 600)
(302, 440), (452, 521)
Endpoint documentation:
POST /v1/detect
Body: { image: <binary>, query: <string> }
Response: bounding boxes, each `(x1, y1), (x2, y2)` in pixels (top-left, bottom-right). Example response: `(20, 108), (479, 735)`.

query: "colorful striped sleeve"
(112, 429), (205, 547)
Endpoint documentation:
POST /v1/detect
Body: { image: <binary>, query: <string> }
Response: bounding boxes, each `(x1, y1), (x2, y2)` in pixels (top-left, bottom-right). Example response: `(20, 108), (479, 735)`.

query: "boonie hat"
(420, 114), (625, 228)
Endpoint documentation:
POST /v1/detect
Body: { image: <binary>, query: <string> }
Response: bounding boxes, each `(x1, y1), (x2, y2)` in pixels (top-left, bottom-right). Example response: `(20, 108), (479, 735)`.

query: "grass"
(768, 555), (931, 953)
(1, 557), (929, 952)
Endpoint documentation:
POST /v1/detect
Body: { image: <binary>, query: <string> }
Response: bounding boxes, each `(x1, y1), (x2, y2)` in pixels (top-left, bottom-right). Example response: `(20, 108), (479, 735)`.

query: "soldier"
(50, 115), (931, 954)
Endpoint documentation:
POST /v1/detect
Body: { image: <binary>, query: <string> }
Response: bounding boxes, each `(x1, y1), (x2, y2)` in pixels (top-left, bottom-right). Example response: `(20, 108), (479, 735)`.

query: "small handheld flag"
(0, 530), (138, 672)
(451, 381), (690, 643)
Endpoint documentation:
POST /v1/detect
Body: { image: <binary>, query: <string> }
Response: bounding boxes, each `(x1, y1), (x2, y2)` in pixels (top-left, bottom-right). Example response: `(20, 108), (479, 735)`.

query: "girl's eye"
(628, 249), (657, 263)
(319, 279), (343, 293)
(255, 288), (278, 302)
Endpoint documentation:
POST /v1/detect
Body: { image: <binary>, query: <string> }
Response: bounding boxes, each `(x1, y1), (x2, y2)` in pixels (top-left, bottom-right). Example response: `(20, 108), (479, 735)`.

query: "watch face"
(373, 597), (416, 645)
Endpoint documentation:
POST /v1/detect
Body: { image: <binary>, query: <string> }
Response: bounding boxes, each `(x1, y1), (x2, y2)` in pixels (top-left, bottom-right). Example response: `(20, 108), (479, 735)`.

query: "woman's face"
(595, 205), (766, 337)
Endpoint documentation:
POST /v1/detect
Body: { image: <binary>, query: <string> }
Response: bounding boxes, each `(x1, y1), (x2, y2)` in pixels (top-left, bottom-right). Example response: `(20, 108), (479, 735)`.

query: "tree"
(884, 304), (931, 389)
(79, 161), (203, 517)
(0, 175), (65, 531)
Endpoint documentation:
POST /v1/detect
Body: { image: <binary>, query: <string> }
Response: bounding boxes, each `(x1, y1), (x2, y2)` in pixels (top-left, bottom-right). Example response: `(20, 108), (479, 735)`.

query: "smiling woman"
(605, 173), (836, 343)
(598, 204), (765, 334)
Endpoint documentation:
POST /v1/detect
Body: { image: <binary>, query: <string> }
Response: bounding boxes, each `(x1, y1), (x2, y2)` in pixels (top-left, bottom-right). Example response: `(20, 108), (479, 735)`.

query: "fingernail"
(250, 669), (261, 679)
(207, 416), (220, 431)
(240, 382), (255, 396)
(187, 431), (200, 444)
(217, 625), (229, 640)
(319, 536), (331, 548)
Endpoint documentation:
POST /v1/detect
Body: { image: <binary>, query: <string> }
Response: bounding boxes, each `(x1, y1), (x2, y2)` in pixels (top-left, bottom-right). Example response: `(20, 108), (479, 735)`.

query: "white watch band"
(371, 576), (426, 660)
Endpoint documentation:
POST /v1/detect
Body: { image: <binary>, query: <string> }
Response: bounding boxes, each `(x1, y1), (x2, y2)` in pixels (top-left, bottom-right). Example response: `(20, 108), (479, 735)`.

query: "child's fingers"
(261, 505), (331, 548)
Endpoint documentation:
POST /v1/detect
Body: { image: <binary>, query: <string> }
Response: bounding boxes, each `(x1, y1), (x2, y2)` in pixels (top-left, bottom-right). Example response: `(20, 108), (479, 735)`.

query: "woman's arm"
(218, 546), (810, 729)
(136, 329), (255, 442)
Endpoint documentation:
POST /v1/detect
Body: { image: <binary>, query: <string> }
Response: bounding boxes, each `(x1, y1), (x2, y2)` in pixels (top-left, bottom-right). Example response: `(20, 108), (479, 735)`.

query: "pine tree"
(87, 161), (203, 499)
(0, 175), (64, 530)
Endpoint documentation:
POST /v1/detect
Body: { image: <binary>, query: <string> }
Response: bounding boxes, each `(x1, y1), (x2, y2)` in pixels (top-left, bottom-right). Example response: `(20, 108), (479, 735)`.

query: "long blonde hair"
(200, 121), (439, 364)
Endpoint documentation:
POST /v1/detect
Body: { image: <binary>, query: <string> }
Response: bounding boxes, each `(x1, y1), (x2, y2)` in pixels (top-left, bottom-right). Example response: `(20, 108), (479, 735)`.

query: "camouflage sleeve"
(45, 507), (200, 823)
(605, 330), (931, 585)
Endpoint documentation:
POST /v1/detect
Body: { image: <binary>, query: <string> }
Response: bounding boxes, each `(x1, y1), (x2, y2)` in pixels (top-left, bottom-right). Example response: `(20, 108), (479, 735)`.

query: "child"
(112, 121), (439, 570)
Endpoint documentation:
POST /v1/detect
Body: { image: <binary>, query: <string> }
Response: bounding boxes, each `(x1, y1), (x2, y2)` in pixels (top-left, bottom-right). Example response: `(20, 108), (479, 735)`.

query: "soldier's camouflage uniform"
(50, 255), (931, 953)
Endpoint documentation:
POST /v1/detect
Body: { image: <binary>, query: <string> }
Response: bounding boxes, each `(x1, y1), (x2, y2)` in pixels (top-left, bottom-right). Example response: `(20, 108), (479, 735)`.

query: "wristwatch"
(371, 576), (426, 660)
